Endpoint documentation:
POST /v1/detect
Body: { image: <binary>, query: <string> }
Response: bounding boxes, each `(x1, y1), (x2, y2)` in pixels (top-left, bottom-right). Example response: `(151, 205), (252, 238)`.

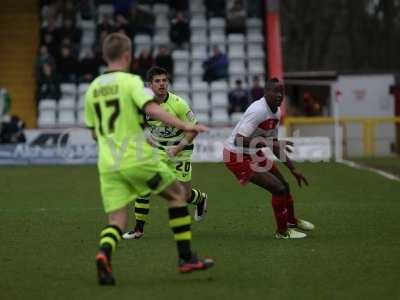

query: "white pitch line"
(339, 159), (400, 182)
(0, 207), (102, 213)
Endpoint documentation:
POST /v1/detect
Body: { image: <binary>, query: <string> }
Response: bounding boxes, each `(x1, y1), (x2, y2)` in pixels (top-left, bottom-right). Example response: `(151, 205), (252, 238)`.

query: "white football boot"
(274, 229), (307, 239)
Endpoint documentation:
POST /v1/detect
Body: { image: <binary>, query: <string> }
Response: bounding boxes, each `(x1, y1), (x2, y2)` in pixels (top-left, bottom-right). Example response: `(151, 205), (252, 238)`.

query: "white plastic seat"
(153, 34), (170, 46)
(192, 82), (208, 93)
(247, 33), (264, 43)
(228, 46), (245, 59)
(190, 34), (207, 45)
(209, 18), (225, 29)
(191, 61), (203, 76)
(209, 34), (226, 44)
(211, 109), (229, 125)
(228, 34), (245, 44)
(155, 16), (169, 28)
(177, 92), (190, 102)
(211, 92), (228, 107)
(58, 110), (76, 127)
(247, 18), (263, 29)
(191, 46), (207, 60)
(58, 98), (76, 110)
(79, 20), (95, 31)
(194, 112), (209, 124)
(172, 50), (190, 61)
(77, 109), (85, 126)
(60, 83), (77, 98)
(78, 83), (90, 97)
(248, 63), (265, 76)
(98, 4), (114, 16)
(153, 4), (169, 14)
(231, 112), (244, 124)
(190, 17), (207, 29)
(135, 34), (152, 45)
(39, 99), (57, 111)
(77, 96), (85, 109)
(173, 81), (190, 93)
(247, 27), (263, 36)
(38, 110), (56, 128)
(192, 92), (209, 111)
(175, 61), (189, 75)
(210, 81), (228, 92)
(247, 47), (265, 59)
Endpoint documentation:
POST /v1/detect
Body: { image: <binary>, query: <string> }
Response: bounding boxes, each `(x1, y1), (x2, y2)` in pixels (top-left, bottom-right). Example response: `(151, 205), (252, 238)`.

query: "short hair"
(265, 77), (281, 90)
(147, 66), (169, 82)
(102, 32), (131, 62)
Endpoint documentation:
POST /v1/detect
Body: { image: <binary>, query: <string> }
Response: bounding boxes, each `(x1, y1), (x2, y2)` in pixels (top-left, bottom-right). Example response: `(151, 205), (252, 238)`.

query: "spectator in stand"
(57, 46), (78, 83)
(205, 0), (226, 18)
(155, 46), (174, 81)
(42, 32), (59, 59)
(169, 11), (190, 49)
(226, 0), (246, 34)
(61, 0), (76, 20)
(98, 14), (115, 37)
(171, 0), (188, 11)
(129, 4), (155, 36)
(114, 13), (131, 36)
(113, 0), (136, 18)
(202, 45), (228, 82)
(37, 63), (61, 101)
(35, 45), (56, 78)
(79, 0), (94, 20)
(78, 48), (99, 83)
(250, 75), (264, 101)
(57, 18), (82, 46)
(228, 79), (250, 115)
(40, 16), (59, 44)
(132, 48), (154, 81)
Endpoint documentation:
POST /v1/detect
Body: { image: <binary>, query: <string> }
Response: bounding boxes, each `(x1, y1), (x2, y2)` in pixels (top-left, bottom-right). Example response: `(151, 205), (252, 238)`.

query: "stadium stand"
(36, 0), (265, 127)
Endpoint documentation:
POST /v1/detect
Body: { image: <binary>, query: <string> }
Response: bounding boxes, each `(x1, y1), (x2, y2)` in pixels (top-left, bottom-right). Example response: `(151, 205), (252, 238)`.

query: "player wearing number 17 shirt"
(85, 33), (214, 286)
(223, 78), (315, 239)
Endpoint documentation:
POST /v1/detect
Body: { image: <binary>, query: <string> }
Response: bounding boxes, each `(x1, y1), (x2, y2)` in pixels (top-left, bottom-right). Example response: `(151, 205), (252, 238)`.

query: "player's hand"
(167, 146), (180, 157)
(291, 169), (309, 187)
(284, 140), (294, 153)
(272, 140), (294, 153)
(184, 123), (210, 133)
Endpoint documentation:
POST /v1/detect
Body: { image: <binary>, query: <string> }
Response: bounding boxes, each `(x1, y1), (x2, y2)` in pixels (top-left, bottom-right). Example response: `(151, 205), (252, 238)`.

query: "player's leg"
(159, 181), (214, 273)
(249, 171), (306, 239)
(122, 193), (151, 240)
(96, 172), (132, 285)
(172, 159), (208, 221)
(269, 167), (315, 231)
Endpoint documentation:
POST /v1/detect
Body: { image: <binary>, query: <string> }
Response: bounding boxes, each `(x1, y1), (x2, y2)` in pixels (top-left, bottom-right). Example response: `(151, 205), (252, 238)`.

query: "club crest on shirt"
(186, 110), (195, 122)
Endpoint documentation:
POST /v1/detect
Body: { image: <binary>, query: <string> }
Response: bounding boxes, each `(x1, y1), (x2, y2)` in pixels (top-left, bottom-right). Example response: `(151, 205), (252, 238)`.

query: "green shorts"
(165, 159), (192, 182)
(99, 161), (176, 213)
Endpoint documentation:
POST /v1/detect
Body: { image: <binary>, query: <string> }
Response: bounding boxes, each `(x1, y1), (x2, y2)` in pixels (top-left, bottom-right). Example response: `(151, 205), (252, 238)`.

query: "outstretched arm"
(144, 102), (209, 133)
(168, 131), (198, 157)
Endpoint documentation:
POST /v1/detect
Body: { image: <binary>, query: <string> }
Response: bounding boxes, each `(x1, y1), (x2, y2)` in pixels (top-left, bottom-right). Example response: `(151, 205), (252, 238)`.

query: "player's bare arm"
(168, 131), (198, 157)
(144, 102), (209, 133)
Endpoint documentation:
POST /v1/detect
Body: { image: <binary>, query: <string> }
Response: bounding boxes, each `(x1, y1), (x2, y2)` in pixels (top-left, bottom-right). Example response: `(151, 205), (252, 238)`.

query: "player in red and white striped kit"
(223, 78), (314, 239)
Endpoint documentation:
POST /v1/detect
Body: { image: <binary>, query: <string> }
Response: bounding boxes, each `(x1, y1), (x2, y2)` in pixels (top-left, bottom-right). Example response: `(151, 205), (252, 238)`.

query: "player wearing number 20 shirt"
(223, 78), (315, 239)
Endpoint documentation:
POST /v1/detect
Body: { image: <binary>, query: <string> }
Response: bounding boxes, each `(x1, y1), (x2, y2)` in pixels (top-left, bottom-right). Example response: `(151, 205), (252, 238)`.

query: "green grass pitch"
(1, 162), (399, 299)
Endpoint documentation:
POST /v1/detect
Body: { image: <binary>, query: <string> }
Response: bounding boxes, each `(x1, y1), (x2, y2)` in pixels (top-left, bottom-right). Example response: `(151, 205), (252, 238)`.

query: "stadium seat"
(211, 109), (229, 125)
(58, 98), (76, 110)
(155, 16), (169, 28)
(228, 46), (245, 59)
(175, 61), (189, 75)
(172, 50), (190, 61)
(190, 17), (207, 29)
(247, 47), (265, 59)
(79, 20), (95, 31)
(211, 92), (228, 107)
(191, 46), (207, 60)
(38, 110), (56, 128)
(135, 34), (152, 45)
(209, 34), (226, 44)
(246, 18), (263, 29)
(58, 110), (76, 127)
(60, 83), (77, 98)
(192, 92), (209, 111)
(210, 81), (228, 92)
(78, 83), (90, 97)
(247, 33), (264, 43)
(248, 63), (265, 77)
(154, 4), (169, 14)
(190, 34), (207, 46)
(192, 82), (208, 93)
(228, 60), (246, 76)
(228, 34), (245, 44)
(153, 34), (170, 46)
(39, 99), (57, 111)
(229, 76), (249, 89)
(81, 31), (95, 47)
(194, 112), (209, 124)
(177, 92), (190, 102)
(97, 4), (114, 17)
(77, 110), (85, 126)
(77, 96), (85, 109)
(209, 18), (225, 29)
(231, 112), (244, 124)
(173, 81), (190, 94)
(247, 27), (263, 36)
(191, 61), (203, 76)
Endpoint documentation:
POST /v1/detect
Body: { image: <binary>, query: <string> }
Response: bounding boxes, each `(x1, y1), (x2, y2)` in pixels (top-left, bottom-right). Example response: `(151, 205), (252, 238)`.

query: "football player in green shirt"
(123, 66), (208, 240)
(85, 33), (214, 285)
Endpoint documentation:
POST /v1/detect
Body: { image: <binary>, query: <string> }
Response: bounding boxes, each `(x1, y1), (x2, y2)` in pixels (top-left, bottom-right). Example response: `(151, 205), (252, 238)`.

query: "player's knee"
(283, 181), (290, 194)
(274, 184), (288, 196)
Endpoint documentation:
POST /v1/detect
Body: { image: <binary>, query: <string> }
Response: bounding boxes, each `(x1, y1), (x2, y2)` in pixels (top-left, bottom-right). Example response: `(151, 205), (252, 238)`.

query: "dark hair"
(146, 66), (169, 82)
(102, 32), (131, 62)
(265, 77), (281, 90)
